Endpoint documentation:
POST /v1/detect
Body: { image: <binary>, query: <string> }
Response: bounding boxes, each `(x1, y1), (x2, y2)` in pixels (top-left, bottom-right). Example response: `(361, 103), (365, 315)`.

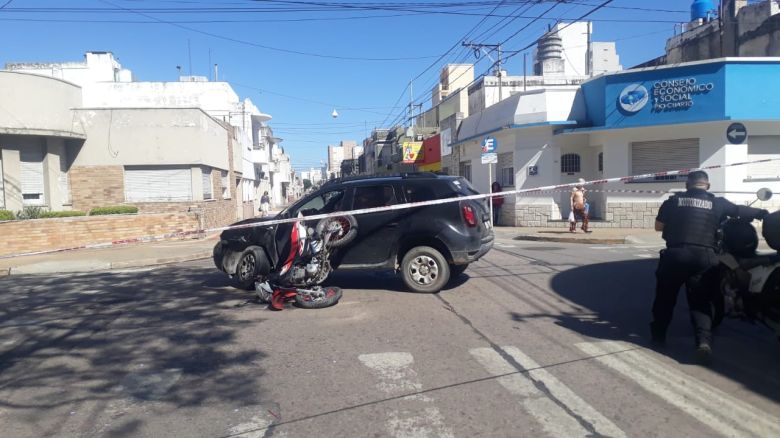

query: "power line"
(97, 0), (442, 61)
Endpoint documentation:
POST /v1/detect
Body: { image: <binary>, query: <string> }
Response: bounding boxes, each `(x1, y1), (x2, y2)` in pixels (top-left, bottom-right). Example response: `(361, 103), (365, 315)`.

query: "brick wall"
(69, 165), (125, 212)
(509, 200), (661, 228)
(131, 199), (238, 229)
(0, 213), (199, 257)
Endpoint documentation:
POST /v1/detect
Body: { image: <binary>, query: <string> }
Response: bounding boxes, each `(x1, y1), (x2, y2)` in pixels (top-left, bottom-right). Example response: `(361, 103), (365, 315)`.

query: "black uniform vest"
(662, 191), (721, 248)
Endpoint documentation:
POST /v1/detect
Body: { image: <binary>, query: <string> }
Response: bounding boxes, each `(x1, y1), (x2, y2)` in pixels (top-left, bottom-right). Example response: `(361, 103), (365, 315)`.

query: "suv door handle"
(387, 223), (399, 228)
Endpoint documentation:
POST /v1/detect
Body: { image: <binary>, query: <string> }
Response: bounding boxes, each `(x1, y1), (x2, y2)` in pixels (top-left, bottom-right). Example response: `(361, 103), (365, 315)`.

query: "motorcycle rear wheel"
(294, 286), (342, 309)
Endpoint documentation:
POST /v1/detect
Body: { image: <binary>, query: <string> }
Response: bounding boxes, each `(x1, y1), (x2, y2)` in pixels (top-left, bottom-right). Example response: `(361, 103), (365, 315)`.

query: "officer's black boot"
(691, 311), (713, 364)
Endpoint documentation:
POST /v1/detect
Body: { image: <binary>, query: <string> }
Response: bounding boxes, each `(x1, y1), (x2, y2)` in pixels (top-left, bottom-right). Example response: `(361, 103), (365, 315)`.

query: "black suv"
(212, 173), (494, 293)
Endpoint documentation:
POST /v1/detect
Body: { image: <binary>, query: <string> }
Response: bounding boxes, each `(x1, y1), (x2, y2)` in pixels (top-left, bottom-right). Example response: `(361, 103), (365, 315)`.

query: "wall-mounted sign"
(619, 84), (649, 113)
(402, 141), (424, 163)
(650, 77), (715, 112)
(726, 122), (748, 144)
(528, 165), (538, 176)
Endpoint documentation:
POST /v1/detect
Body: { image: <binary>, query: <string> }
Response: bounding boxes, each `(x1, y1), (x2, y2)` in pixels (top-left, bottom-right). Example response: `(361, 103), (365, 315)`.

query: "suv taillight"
(462, 204), (477, 227)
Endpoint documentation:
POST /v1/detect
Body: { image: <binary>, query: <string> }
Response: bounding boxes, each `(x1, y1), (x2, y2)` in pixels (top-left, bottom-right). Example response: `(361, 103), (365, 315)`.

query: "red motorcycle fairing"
(270, 288), (297, 311)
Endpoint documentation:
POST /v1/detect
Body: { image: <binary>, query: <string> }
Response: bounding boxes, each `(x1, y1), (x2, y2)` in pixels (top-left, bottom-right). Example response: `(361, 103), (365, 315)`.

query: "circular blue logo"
(618, 84), (649, 113)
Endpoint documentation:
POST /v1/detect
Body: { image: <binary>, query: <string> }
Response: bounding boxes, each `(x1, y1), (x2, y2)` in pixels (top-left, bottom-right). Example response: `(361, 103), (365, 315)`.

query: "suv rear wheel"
(401, 246), (450, 293)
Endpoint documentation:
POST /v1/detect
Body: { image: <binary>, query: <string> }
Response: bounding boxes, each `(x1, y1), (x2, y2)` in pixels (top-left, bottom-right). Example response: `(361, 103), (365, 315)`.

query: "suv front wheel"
(401, 246), (450, 293)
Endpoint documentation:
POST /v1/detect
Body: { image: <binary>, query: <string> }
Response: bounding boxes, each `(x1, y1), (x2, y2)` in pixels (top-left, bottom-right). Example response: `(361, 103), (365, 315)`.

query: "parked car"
(213, 172), (495, 293)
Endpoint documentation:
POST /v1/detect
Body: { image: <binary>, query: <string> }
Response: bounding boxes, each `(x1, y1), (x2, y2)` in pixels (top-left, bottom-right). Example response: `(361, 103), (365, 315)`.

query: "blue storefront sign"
(580, 60), (780, 130)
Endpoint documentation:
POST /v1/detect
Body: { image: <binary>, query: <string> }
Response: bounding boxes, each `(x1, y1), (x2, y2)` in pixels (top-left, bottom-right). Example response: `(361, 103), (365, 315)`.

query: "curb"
(3, 251), (213, 276)
(513, 234), (627, 245)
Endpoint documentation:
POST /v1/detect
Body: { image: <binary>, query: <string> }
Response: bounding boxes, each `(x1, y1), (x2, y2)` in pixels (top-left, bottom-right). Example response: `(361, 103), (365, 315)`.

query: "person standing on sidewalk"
(651, 171), (768, 362)
(259, 191), (271, 217)
(570, 178), (590, 233)
(491, 182), (504, 226)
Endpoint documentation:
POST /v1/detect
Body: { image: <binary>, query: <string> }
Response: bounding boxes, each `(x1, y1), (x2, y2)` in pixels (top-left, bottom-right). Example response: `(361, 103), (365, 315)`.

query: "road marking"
(502, 346), (626, 438)
(576, 341), (780, 438)
(358, 352), (454, 438)
(470, 347), (619, 437)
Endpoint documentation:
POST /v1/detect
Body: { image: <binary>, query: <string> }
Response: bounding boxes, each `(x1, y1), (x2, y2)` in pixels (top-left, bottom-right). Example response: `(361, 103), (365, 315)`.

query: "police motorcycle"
(255, 214), (357, 311)
(716, 188), (780, 337)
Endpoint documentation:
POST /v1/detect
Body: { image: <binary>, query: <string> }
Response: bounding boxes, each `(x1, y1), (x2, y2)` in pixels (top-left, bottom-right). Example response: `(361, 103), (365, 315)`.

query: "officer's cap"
(686, 171), (709, 185)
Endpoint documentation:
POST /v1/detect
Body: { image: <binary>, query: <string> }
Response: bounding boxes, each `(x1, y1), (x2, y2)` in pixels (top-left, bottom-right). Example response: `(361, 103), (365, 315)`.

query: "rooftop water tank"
(691, 0), (717, 22)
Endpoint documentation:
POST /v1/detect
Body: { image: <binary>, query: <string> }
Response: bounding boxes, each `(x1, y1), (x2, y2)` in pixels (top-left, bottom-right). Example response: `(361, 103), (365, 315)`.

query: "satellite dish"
(331, 108), (339, 118)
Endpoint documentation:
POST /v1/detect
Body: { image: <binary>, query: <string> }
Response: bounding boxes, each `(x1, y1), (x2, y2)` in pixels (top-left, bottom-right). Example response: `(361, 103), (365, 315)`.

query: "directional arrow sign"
(726, 122), (748, 144)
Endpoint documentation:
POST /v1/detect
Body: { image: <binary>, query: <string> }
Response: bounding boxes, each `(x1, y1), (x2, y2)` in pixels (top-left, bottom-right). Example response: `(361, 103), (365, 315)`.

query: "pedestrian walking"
(652, 171), (768, 362)
(259, 191), (271, 217)
(491, 182), (504, 226)
(570, 178), (590, 233)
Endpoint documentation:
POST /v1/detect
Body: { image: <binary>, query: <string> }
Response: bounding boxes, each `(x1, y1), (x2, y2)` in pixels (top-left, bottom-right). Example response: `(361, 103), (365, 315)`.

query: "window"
(631, 139), (699, 182)
(202, 167), (213, 200)
(561, 153), (581, 174)
(124, 166), (193, 202)
(58, 149), (71, 205)
(353, 185), (397, 209)
(500, 167), (514, 187)
(221, 170), (230, 199)
(21, 145), (45, 206)
(746, 136), (780, 181)
(598, 152), (603, 172)
(292, 190), (345, 217)
(460, 161), (472, 182)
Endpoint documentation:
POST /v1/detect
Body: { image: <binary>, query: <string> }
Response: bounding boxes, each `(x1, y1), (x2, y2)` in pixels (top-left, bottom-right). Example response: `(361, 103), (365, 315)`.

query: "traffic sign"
(726, 122), (748, 144)
(481, 153), (497, 164)
(481, 137), (497, 153)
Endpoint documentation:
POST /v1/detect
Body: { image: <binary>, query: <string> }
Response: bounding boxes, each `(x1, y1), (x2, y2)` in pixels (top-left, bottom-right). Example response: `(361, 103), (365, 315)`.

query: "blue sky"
(0, 0), (693, 170)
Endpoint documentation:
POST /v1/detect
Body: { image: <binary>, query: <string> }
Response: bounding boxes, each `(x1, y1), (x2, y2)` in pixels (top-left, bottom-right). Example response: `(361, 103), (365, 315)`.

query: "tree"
(303, 179), (312, 190)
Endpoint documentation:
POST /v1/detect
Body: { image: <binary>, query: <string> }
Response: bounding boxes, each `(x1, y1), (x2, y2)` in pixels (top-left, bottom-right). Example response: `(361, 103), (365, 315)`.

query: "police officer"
(652, 171), (768, 360)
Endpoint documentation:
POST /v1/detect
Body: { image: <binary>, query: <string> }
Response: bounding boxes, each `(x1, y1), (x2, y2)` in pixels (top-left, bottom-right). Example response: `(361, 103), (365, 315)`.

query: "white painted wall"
(0, 72), (84, 137)
(73, 108), (230, 170)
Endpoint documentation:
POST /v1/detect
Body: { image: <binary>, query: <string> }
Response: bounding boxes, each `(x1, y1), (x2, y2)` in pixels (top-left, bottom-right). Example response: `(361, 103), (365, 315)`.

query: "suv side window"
(353, 185), (397, 209)
(293, 189), (345, 216)
(403, 184), (437, 202)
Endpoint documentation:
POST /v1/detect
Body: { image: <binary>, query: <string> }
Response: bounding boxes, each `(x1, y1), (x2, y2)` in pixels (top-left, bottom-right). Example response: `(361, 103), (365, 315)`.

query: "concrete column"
(0, 145), (22, 212)
(44, 137), (66, 211)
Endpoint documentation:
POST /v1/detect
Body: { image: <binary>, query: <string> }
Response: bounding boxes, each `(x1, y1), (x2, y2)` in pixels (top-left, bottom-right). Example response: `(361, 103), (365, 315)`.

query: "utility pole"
(406, 79), (423, 128)
(463, 41), (505, 102)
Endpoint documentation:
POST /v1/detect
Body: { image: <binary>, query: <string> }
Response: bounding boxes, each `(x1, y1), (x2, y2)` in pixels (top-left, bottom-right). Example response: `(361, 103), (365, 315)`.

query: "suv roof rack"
(322, 172), (443, 186)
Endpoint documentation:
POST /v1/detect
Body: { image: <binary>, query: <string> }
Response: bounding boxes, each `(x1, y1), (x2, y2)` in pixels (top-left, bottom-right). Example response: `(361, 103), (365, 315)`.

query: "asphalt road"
(2, 235), (780, 438)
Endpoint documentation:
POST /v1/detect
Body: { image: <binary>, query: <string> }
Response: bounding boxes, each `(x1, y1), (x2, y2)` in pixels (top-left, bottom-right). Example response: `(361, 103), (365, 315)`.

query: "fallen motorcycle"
(717, 188), (780, 338)
(254, 214), (357, 310)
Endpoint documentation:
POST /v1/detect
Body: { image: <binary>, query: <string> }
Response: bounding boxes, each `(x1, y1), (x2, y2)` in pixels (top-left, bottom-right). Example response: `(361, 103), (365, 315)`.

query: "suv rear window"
(403, 177), (481, 202)
(353, 185), (398, 209)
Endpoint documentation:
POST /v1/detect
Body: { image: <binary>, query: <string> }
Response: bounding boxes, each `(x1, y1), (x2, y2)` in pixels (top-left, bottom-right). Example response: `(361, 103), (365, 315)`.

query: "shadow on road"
(326, 269), (470, 293)
(528, 258), (780, 404)
(0, 263), (268, 435)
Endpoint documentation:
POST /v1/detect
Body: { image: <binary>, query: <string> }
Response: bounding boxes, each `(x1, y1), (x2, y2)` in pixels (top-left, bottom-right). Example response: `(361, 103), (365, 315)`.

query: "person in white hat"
(569, 178), (590, 233)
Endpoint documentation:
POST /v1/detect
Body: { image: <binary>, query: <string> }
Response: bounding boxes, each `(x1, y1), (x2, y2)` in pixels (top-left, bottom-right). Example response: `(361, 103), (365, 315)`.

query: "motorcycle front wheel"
(294, 286), (342, 309)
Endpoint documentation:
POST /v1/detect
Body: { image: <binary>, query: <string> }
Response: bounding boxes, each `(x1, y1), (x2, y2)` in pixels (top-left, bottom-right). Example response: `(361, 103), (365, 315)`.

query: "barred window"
(501, 167), (514, 187)
(561, 153), (581, 174)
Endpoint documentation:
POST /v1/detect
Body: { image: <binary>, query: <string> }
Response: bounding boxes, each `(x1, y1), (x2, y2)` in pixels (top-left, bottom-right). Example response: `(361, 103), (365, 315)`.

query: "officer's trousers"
(653, 246), (720, 342)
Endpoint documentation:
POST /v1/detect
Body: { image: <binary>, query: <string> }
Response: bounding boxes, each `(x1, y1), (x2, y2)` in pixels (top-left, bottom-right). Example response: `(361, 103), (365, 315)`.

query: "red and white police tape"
(2, 157), (778, 260)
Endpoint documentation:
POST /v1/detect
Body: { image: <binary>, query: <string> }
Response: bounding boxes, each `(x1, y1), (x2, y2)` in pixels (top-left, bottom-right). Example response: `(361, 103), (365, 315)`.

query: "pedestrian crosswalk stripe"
(576, 341), (780, 438)
(501, 346), (626, 438)
(358, 352), (454, 438)
(470, 347), (623, 437)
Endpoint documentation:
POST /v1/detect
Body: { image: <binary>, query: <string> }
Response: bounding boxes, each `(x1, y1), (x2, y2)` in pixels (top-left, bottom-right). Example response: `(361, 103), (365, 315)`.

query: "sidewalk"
(0, 237), (218, 277)
(493, 226), (664, 245)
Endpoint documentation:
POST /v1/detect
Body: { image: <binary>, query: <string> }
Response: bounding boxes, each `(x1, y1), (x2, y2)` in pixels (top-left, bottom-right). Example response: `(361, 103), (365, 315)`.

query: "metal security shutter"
(631, 139), (699, 179)
(747, 136), (780, 181)
(124, 167), (193, 202)
(202, 167), (213, 200)
(21, 145), (45, 205)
